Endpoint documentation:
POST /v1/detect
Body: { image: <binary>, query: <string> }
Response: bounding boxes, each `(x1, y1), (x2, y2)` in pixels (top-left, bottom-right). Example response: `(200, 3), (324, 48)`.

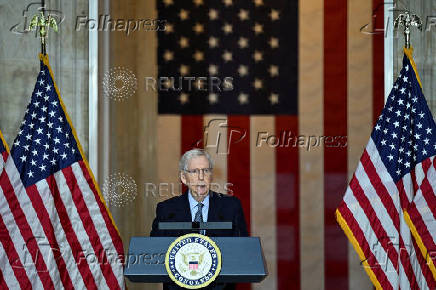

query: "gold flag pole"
(28, 1), (58, 55)
(394, 11), (422, 49)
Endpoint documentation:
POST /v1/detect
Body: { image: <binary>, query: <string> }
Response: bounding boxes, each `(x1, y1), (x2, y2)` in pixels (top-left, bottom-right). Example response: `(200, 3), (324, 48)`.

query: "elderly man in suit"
(150, 148), (248, 237)
(150, 149), (248, 290)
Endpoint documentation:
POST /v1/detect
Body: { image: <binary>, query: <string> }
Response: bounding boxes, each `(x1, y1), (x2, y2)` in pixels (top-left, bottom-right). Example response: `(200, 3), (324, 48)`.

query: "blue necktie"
(194, 203), (205, 234)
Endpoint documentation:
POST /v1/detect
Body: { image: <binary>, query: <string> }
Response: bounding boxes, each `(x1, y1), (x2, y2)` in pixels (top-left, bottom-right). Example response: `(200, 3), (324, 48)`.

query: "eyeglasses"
(184, 168), (213, 176)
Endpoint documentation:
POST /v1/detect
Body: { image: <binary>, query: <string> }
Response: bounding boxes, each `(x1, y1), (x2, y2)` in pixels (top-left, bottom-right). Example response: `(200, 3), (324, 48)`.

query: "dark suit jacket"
(150, 190), (248, 237)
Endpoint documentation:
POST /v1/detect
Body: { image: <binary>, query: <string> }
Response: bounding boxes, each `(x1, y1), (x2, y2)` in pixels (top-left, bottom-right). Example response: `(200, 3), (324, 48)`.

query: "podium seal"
(165, 233), (222, 289)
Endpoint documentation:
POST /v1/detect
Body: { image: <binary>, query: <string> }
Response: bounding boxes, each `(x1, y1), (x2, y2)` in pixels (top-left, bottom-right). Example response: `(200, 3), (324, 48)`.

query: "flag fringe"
(403, 210), (436, 281)
(38, 53), (123, 240)
(335, 209), (382, 289)
(0, 130), (9, 153)
(403, 47), (422, 89)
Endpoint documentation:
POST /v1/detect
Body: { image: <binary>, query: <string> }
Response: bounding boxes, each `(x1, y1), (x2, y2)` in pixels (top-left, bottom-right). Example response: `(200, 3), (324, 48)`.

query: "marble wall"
(102, 0), (159, 289)
(393, 0), (436, 112)
(0, 0), (89, 153)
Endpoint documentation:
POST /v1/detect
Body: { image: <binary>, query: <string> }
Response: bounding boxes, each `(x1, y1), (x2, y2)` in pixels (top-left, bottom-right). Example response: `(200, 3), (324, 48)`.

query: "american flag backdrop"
(155, 0), (387, 289)
(0, 54), (125, 289)
(337, 48), (436, 289)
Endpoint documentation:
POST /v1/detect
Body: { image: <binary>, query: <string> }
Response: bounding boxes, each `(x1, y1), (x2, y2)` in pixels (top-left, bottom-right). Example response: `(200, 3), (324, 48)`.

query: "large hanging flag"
(0, 54), (125, 289)
(336, 47), (436, 289)
(155, 0), (388, 288)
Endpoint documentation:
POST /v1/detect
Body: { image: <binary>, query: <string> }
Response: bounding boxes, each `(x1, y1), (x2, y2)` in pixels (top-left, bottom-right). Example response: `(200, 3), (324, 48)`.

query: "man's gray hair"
(179, 149), (214, 171)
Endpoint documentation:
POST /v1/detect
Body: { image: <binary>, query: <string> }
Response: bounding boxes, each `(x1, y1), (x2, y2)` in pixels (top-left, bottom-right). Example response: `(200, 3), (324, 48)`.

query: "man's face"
(180, 156), (213, 202)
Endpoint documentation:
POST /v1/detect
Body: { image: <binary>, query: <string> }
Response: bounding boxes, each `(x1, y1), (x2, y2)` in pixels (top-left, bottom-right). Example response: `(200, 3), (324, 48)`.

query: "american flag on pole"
(402, 48), (436, 281)
(0, 54), (125, 289)
(336, 48), (436, 289)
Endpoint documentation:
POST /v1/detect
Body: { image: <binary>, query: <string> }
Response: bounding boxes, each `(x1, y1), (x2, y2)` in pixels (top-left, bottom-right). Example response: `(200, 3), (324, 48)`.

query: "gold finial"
(394, 11), (422, 49)
(28, 11), (58, 54)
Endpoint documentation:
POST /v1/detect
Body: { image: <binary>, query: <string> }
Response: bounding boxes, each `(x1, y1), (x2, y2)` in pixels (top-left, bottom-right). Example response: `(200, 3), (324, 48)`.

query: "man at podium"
(150, 149), (248, 237)
(150, 149), (248, 289)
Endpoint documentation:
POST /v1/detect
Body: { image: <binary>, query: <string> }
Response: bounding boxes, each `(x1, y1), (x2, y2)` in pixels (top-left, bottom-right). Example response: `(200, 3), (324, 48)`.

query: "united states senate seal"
(165, 233), (222, 289)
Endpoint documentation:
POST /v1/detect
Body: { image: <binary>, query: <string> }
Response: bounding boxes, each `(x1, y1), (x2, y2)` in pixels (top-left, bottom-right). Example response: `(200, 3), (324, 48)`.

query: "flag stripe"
(71, 162), (125, 287)
(347, 0), (376, 285)
(372, 0), (385, 125)
(77, 161), (124, 258)
(203, 115), (227, 193)
(298, 0), (324, 286)
(410, 224), (436, 287)
(275, 116), (299, 289)
(250, 116), (277, 290)
(1, 162), (55, 289)
(181, 116), (204, 193)
(157, 116), (182, 200)
(227, 116), (251, 232)
(349, 174), (400, 272)
(25, 183), (74, 289)
(415, 159), (436, 221)
(0, 262), (13, 290)
(0, 186), (43, 289)
(361, 150), (400, 229)
(405, 208), (436, 281)
(324, 0), (349, 287)
(61, 166), (121, 289)
(182, 116), (204, 151)
(227, 116), (251, 290)
(336, 205), (391, 289)
(360, 149), (425, 287)
(45, 174), (100, 289)
(341, 192), (398, 287)
(32, 179), (88, 289)
(0, 212), (31, 289)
